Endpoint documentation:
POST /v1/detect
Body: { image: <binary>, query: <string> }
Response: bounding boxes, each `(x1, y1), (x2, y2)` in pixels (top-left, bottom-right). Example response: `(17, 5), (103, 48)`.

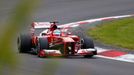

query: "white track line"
(96, 54), (134, 63)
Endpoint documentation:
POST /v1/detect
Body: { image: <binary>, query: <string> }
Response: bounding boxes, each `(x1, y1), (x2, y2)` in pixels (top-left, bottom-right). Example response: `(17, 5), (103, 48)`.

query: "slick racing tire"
(37, 38), (49, 58)
(81, 37), (94, 49)
(81, 37), (97, 58)
(17, 34), (32, 53)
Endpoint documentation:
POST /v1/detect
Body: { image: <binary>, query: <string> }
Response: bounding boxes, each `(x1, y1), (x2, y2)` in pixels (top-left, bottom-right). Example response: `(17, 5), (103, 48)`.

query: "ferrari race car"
(17, 21), (97, 58)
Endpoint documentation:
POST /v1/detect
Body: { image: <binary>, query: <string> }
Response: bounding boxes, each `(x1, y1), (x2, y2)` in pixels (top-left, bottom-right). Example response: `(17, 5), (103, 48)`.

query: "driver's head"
(53, 29), (61, 36)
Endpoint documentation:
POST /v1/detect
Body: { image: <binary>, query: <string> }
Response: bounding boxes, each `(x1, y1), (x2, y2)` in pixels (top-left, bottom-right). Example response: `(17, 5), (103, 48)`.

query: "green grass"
(88, 17), (134, 50)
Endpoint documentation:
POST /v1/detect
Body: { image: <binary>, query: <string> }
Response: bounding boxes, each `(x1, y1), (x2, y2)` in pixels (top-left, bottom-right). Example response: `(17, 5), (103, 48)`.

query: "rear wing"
(32, 22), (51, 28)
(32, 22), (70, 33)
(32, 22), (65, 29)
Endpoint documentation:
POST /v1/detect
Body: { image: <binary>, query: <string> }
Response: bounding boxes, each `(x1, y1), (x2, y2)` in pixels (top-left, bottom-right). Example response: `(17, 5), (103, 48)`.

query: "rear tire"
(37, 38), (49, 58)
(17, 34), (32, 53)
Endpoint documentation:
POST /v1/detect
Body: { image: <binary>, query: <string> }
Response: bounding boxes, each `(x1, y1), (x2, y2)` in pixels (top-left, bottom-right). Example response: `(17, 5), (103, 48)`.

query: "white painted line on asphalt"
(95, 47), (134, 63)
(95, 47), (108, 53)
(112, 15), (132, 18)
(96, 54), (134, 63)
(61, 14), (133, 27)
(116, 54), (134, 63)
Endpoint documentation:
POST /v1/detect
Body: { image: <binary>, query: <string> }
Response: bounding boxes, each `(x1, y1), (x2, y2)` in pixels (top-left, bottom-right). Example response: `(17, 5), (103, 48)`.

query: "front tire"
(37, 38), (49, 58)
(81, 37), (96, 58)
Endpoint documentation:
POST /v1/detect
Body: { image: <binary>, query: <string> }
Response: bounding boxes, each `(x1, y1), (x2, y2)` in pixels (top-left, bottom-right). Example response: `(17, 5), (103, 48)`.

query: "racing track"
(1, 0), (134, 75)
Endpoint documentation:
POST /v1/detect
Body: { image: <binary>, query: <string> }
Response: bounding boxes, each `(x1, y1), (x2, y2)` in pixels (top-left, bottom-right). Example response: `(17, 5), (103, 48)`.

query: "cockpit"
(53, 29), (61, 36)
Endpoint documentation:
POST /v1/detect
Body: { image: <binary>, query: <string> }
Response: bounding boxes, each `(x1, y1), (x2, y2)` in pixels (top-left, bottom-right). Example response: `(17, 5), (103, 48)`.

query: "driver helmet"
(53, 29), (61, 36)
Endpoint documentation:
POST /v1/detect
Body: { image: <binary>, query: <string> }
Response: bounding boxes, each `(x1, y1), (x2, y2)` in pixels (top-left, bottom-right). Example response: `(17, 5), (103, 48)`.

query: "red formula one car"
(17, 21), (97, 58)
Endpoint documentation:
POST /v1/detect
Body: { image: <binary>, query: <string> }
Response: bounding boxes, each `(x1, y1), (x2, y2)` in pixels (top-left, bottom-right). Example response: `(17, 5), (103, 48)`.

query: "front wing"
(38, 48), (97, 57)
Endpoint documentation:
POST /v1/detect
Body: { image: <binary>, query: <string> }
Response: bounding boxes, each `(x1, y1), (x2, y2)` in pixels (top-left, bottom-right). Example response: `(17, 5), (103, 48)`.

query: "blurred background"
(0, 0), (39, 75)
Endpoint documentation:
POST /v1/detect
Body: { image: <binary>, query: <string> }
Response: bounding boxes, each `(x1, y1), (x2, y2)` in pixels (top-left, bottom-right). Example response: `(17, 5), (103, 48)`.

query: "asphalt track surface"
(1, 0), (134, 75)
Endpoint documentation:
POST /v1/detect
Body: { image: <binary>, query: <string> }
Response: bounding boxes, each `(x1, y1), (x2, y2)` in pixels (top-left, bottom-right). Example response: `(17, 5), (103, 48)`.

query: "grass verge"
(88, 17), (134, 50)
